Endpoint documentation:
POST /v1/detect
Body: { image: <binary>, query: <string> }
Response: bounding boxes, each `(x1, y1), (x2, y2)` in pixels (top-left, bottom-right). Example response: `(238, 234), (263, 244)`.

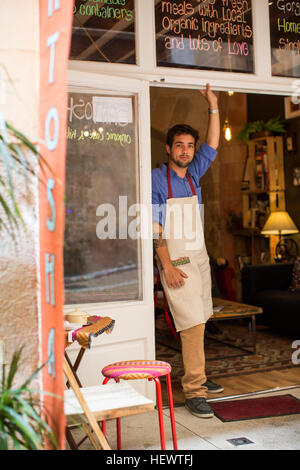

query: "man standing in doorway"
(152, 84), (223, 418)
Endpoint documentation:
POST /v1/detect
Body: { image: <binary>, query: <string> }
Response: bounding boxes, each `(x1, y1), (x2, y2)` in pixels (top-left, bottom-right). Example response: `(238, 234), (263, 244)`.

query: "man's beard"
(169, 153), (192, 168)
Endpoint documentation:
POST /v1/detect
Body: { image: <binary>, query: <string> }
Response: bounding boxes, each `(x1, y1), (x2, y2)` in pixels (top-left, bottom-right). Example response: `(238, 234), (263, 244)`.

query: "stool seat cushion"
(102, 360), (172, 380)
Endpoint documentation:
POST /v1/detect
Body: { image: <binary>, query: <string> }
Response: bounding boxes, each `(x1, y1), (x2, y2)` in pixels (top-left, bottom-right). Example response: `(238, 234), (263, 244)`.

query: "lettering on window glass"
(70, 0), (136, 64)
(64, 92), (142, 304)
(269, 1), (300, 77)
(155, 0), (254, 73)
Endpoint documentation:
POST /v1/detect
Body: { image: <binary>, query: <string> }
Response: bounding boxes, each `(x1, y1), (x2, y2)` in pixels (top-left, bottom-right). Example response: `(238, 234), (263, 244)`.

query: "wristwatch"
(208, 108), (219, 114)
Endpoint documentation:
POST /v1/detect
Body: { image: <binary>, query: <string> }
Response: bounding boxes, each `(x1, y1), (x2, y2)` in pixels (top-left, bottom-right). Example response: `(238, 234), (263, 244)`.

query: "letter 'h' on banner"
(39, 0), (74, 449)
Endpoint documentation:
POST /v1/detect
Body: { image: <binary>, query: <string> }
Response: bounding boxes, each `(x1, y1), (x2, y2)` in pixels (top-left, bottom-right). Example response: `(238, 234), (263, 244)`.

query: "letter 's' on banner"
(39, 0), (74, 449)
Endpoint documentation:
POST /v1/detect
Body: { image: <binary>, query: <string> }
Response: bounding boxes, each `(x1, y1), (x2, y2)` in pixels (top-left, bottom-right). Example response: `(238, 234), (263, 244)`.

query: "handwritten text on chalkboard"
(155, 0), (254, 73)
(269, 0), (300, 77)
(70, 0), (135, 64)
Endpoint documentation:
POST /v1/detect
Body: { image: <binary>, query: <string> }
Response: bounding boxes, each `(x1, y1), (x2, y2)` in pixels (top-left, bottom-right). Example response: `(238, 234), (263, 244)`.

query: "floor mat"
(211, 394), (300, 422)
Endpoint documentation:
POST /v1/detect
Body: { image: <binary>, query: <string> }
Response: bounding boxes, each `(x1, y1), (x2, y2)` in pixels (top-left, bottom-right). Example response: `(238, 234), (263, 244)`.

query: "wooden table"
(64, 315), (115, 449)
(207, 298), (263, 358)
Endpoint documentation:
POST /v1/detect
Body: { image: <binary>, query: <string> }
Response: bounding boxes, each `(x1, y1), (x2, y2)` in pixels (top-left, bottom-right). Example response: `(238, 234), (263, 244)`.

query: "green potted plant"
(235, 116), (286, 143)
(0, 346), (57, 450)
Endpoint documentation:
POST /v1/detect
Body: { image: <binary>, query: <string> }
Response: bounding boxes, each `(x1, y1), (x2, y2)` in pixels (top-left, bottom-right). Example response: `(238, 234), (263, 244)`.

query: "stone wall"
(0, 0), (40, 383)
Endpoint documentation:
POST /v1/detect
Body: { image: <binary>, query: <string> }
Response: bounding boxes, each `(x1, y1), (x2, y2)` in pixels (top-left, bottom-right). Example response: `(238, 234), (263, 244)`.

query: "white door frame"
(65, 70), (156, 399)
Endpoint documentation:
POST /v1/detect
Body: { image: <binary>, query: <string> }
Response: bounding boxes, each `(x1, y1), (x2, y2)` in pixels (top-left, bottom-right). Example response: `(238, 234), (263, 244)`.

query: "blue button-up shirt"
(152, 142), (217, 225)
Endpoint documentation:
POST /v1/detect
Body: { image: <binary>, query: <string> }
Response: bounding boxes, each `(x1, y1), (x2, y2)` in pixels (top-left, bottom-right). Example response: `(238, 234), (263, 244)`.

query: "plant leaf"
(0, 430), (8, 450)
(6, 347), (24, 389)
(2, 406), (42, 450)
(6, 123), (39, 155)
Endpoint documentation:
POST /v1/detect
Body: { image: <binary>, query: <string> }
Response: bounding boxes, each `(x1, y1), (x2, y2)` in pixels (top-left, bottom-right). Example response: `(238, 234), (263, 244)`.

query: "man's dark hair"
(166, 124), (199, 149)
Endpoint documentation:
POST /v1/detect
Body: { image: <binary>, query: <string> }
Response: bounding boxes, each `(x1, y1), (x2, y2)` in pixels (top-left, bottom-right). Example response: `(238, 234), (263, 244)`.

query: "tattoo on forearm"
(153, 232), (167, 249)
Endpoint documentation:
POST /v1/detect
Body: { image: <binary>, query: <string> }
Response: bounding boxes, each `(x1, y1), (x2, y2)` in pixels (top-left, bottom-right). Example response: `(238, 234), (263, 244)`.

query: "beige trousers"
(180, 323), (208, 399)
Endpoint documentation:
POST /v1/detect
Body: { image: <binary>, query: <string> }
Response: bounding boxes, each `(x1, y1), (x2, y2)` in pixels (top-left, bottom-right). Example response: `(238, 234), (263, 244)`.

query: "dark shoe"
(202, 379), (224, 393)
(185, 397), (214, 418)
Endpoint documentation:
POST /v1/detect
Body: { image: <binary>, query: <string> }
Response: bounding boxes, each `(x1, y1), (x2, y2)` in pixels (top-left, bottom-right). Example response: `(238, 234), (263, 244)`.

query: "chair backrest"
(63, 357), (111, 450)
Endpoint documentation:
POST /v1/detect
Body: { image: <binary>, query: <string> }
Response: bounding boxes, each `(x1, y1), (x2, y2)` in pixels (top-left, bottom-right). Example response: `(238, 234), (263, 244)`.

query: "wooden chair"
(63, 357), (154, 450)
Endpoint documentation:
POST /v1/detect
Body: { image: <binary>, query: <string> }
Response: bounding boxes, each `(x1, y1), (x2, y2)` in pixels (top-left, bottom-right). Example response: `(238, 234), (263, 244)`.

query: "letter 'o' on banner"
(45, 106), (59, 151)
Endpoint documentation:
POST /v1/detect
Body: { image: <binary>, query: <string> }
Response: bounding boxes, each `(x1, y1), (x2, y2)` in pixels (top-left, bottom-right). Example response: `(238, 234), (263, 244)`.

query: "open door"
(64, 71), (155, 399)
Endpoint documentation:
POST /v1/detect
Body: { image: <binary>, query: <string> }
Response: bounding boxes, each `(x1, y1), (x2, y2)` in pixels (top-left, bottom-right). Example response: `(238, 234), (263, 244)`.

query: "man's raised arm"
(200, 83), (220, 150)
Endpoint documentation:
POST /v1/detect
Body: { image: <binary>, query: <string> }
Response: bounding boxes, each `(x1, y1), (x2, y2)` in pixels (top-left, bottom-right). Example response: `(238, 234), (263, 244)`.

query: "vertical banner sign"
(39, 0), (74, 449)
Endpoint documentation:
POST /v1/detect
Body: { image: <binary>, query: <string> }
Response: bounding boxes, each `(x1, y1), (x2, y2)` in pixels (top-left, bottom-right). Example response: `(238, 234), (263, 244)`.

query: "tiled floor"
(68, 387), (300, 451)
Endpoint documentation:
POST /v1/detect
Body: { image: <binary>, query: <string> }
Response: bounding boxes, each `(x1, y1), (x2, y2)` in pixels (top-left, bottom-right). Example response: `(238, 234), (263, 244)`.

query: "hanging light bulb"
(227, 90), (235, 96)
(83, 125), (90, 137)
(224, 119), (232, 141)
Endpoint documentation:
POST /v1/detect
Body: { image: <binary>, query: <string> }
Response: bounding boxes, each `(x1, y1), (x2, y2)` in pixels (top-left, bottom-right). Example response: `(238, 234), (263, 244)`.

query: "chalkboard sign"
(70, 0), (136, 64)
(269, 1), (300, 77)
(155, 0), (254, 73)
(64, 92), (142, 303)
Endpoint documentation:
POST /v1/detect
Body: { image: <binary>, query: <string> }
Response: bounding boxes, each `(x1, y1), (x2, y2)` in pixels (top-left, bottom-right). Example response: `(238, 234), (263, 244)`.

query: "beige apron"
(156, 167), (213, 332)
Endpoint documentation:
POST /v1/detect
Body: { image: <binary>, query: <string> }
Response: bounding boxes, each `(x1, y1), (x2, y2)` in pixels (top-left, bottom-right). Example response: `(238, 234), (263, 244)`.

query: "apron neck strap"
(167, 165), (196, 199)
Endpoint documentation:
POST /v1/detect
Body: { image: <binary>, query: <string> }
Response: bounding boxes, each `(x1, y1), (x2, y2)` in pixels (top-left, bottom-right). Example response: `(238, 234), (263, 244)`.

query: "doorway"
(150, 86), (300, 402)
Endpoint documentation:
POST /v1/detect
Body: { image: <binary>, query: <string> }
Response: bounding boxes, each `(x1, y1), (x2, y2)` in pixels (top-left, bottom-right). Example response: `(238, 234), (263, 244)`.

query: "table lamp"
(261, 210), (299, 261)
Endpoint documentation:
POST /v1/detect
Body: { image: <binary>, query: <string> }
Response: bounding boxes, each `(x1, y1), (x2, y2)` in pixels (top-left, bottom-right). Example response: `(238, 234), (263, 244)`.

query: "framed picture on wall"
(293, 167), (300, 187)
(285, 97), (300, 119)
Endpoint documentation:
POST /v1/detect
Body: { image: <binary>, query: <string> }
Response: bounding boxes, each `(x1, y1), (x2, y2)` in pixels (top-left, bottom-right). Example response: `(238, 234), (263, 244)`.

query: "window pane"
(155, 0), (254, 74)
(269, 2), (300, 78)
(70, 0), (136, 64)
(64, 92), (142, 303)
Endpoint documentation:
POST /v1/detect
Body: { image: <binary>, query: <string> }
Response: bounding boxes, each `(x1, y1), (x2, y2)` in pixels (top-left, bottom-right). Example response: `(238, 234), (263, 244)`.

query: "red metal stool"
(101, 360), (178, 450)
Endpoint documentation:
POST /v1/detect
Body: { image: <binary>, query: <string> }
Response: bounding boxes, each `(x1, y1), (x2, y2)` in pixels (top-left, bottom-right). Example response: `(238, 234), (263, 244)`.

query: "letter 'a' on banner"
(39, 0), (74, 449)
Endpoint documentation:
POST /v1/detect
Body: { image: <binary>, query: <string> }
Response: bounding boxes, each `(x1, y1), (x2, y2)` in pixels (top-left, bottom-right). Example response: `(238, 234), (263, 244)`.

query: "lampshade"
(261, 211), (299, 236)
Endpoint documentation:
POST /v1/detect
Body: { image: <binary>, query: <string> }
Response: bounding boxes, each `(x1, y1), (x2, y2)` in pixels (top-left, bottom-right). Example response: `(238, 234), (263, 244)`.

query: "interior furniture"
(236, 136), (286, 264)
(207, 298), (263, 357)
(101, 359), (178, 450)
(242, 262), (300, 335)
(64, 357), (154, 450)
(243, 136), (286, 227)
(211, 258), (236, 301)
(261, 210), (299, 262)
(154, 257), (237, 343)
(64, 315), (154, 450)
(155, 275), (263, 358)
(154, 257), (238, 346)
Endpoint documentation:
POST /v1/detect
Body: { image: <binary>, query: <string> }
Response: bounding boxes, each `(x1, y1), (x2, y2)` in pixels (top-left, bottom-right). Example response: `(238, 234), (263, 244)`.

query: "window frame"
(68, 0), (299, 97)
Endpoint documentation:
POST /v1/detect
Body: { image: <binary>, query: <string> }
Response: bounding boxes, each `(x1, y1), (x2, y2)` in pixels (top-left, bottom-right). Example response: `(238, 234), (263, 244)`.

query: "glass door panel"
(64, 91), (142, 303)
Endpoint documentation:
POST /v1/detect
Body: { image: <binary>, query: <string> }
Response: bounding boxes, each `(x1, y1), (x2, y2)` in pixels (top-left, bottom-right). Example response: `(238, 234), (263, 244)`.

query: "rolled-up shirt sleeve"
(189, 142), (217, 180)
